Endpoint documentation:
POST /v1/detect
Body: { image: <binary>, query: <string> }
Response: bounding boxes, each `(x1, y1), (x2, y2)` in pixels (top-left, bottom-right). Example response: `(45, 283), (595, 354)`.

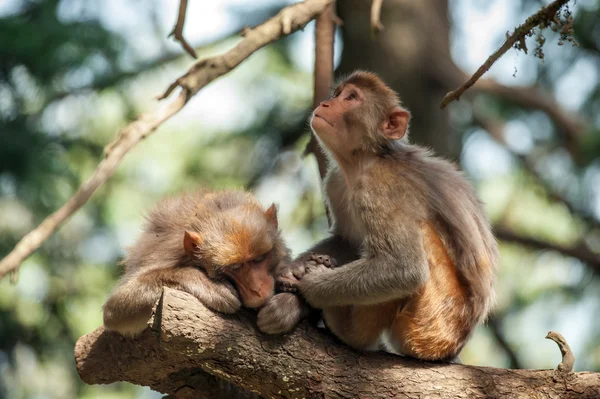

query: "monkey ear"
(381, 107), (411, 140)
(183, 231), (203, 257)
(265, 203), (279, 229)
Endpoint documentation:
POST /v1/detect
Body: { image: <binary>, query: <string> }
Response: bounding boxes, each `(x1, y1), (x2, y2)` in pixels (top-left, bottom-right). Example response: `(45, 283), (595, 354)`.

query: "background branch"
(75, 287), (600, 398)
(304, 2), (336, 183)
(473, 111), (599, 231)
(370, 0), (384, 33)
(440, 0), (572, 108)
(487, 316), (523, 369)
(168, 0), (197, 58)
(495, 226), (600, 272)
(0, 0), (334, 281)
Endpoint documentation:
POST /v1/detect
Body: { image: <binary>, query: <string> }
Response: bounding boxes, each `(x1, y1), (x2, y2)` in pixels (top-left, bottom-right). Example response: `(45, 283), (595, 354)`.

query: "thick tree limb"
(440, 0), (572, 108)
(0, 0), (334, 281)
(168, 0), (197, 58)
(75, 287), (600, 398)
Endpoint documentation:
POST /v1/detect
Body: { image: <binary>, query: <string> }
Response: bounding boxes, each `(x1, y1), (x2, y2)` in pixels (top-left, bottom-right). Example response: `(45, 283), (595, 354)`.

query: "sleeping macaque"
(258, 71), (498, 362)
(103, 190), (290, 337)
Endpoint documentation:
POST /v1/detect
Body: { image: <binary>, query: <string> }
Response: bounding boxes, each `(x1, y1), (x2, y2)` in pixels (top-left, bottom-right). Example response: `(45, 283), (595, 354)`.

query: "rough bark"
(75, 287), (600, 399)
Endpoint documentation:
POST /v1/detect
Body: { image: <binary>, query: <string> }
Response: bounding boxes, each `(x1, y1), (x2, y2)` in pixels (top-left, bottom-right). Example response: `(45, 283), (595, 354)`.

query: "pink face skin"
(311, 83), (411, 156)
(224, 257), (275, 308)
(312, 84), (361, 133)
(311, 84), (364, 154)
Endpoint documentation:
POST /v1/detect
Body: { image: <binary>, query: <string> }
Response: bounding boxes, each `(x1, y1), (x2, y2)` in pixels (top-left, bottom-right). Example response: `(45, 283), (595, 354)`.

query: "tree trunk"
(75, 288), (600, 399)
(337, 0), (459, 157)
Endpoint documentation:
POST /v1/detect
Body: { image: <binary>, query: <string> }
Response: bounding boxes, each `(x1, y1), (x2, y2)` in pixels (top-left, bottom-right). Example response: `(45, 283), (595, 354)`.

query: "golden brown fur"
(103, 190), (290, 337)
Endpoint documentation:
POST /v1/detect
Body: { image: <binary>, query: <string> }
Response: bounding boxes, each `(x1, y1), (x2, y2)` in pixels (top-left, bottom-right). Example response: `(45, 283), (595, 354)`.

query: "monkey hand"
(257, 293), (308, 335)
(276, 253), (337, 293)
(193, 280), (242, 314)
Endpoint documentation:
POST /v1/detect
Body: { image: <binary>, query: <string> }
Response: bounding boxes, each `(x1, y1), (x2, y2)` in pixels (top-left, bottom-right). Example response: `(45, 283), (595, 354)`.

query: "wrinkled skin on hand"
(276, 253), (338, 293)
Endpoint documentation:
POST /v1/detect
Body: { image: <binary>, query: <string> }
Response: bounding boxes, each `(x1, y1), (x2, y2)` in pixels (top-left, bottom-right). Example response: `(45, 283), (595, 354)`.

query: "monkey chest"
(331, 195), (368, 247)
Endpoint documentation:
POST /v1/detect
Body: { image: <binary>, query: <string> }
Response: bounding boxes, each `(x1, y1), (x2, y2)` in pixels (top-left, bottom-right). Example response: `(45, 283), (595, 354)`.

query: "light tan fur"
(103, 190), (290, 337)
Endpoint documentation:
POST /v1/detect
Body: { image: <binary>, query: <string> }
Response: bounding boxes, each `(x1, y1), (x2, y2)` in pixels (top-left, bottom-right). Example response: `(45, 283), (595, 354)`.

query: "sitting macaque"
(258, 71), (498, 362)
(103, 190), (290, 337)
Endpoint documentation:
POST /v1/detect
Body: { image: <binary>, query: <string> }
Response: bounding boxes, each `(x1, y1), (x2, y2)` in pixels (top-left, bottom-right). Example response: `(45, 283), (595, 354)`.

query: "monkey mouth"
(313, 114), (332, 127)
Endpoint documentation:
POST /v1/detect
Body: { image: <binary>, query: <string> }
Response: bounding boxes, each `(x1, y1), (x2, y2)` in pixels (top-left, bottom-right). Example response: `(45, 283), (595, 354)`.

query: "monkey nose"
(320, 101), (329, 107)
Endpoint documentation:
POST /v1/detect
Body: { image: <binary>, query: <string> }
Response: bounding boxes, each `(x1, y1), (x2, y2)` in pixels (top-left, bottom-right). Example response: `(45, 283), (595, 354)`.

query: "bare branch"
(75, 287), (600, 398)
(168, 0), (197, 58)
(0, 0), (334, 281)
(370, 0), (384, 33)
(440, 0), (572, 109)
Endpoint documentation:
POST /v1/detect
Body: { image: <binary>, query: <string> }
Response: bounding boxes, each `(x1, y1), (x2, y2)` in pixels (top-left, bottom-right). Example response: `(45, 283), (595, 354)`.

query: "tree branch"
(168, 0), (197, 58)
(304, 2), (335, 182)
(370, 0), (384, 34)
(473, 111), (599, 230)
(487, 316), (523, 369)
(495, 226), (600, 272)
(440, 0), (572, 109)
(75, 287), (600, 398)
(0, 0), (334, 281)
(473, 78), (586, 158)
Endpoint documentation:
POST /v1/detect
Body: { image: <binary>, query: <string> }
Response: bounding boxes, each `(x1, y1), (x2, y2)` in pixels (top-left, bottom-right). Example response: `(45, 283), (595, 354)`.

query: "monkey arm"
(295, 235), (360, 265)
(103, 267), (241, 337)
(298, 226), (429, 308)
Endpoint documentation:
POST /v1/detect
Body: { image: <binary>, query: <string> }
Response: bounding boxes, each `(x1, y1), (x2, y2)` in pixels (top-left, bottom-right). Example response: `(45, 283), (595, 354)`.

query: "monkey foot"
(277, 276), (300, 293)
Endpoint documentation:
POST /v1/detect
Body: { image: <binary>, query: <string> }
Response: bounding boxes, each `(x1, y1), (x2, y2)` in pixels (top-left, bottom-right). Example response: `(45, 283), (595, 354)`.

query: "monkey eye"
(252, 254), (266, 263)
(345, 92), (357, 101)
(229, 263), (242, 270)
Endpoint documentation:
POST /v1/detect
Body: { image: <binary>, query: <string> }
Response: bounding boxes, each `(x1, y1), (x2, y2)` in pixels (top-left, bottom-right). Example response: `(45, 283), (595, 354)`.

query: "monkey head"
(183, 202), (283, 309)
(310, 70), (411, 155)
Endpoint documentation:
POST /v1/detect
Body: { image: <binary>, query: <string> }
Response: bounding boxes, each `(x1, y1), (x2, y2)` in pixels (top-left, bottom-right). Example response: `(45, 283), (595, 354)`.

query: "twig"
(440, 0), (572, 109)
(370, 0), (384, 33)
(168, 0), (197, 58)
(546, 331), (575, 373)
(0, 0), (334, 281)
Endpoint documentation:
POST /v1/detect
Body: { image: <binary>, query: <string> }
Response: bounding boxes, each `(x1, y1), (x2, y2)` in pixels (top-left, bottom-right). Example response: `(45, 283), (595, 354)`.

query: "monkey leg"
(322, 301), (401, 351)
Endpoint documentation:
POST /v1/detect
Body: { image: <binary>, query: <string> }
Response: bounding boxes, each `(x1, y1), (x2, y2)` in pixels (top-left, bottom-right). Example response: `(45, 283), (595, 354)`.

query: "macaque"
(258, 71), (498, 362)
(103, 190), (290, 337)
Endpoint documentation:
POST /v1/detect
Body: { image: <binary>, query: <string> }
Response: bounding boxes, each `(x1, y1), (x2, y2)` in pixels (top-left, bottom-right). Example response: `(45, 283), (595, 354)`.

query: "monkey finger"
(277, 276), (299, 293)
(291, 265), (308, 279)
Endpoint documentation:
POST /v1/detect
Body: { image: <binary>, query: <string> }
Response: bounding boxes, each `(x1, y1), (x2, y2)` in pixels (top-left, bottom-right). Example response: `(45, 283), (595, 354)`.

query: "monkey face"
(183, 202), (281, 309)
(222, 255), (275, 308)
(311, 72), (411, 155)
(311, 84), (363, 149)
